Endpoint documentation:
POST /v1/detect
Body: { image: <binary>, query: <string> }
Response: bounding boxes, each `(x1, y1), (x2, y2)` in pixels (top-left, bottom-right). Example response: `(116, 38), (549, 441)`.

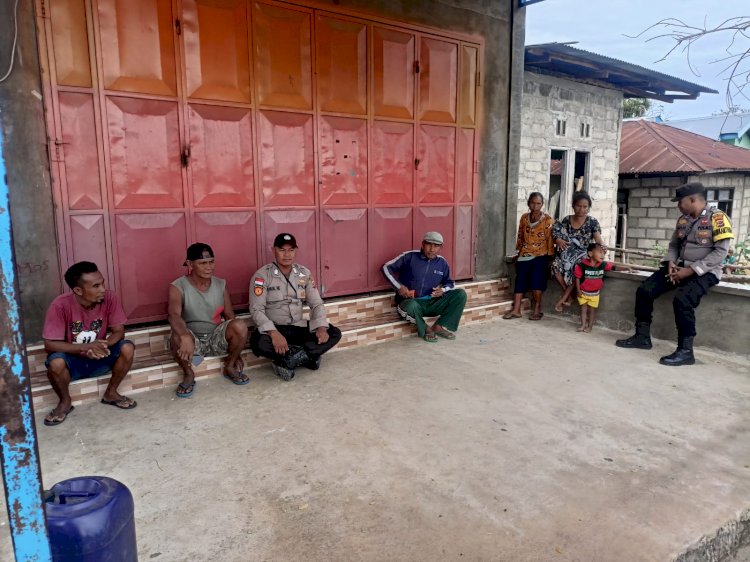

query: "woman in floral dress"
(551, 191), (605, 311)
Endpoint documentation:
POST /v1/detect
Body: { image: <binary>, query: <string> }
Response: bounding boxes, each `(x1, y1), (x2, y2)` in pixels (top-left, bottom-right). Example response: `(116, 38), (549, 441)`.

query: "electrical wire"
(0, 0), (20, 83)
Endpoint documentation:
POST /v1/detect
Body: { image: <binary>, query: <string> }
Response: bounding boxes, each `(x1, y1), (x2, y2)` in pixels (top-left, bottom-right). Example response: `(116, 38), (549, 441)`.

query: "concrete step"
(29, 279), (517, 410)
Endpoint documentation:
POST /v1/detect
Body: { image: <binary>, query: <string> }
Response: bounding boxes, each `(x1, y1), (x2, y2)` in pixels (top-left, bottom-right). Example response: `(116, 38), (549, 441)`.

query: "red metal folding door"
(40, 0), (480, 322)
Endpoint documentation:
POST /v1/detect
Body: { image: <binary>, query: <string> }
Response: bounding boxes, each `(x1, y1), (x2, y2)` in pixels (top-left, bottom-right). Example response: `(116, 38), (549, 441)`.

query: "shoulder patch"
(711, 211), (734, 242)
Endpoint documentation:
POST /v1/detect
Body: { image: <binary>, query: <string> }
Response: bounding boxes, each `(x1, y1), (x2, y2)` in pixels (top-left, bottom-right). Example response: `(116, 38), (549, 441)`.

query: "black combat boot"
(659, 336), (695, 366)
(615, 322), (653, 349)
(304, 355), (322, 370)
(272, 346), (312, 381)
(271, 362), (295, 381)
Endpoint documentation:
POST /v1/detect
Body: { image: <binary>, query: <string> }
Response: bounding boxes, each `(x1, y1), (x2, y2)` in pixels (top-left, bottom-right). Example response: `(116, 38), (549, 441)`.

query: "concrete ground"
(1, 317), (749, 562)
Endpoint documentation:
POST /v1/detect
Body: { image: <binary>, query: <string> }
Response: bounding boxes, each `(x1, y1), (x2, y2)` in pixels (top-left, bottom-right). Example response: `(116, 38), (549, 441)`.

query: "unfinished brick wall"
(518, 72), (623, 246)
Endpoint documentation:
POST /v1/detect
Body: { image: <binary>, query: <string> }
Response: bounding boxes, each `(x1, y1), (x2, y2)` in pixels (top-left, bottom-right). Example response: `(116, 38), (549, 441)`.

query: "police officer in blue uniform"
(616, 182), (733, 365)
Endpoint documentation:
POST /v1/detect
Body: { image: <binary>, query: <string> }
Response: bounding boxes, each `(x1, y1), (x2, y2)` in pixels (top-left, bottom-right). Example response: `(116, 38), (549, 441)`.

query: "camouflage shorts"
(189, 321), (231, 357)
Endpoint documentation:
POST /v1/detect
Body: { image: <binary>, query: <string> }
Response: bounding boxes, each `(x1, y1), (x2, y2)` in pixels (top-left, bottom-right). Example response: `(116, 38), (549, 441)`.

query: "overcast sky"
(525, 0), (749, 120)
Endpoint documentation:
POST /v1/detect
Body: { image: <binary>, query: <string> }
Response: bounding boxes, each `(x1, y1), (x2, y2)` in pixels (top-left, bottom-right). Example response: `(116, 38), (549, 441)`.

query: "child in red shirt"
(574, 243), (615, 332)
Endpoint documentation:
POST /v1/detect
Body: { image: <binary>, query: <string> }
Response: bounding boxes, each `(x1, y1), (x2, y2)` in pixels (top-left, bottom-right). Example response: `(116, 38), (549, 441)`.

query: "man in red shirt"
(42, 261), (137, 426)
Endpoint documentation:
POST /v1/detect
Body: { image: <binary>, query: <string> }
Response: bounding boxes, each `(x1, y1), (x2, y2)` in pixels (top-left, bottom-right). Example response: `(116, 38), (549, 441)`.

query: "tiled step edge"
(31, 296), (519, 411)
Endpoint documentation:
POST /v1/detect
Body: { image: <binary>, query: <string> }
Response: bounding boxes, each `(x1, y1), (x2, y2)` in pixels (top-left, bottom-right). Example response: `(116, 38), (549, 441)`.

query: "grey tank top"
(172, 276), (226, 337)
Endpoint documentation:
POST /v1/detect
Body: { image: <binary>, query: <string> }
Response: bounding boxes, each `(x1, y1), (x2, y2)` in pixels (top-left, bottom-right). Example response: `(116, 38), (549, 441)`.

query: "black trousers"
(250, 324), (342, 363)
(634, 266), (718, 338)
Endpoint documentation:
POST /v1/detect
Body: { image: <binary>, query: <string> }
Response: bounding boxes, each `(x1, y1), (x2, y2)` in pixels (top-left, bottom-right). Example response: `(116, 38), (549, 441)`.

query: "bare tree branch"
(628, 16), (750, 113)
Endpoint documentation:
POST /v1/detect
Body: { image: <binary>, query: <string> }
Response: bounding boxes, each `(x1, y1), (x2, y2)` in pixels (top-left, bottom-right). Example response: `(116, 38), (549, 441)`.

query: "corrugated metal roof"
(619, 120), (750, 174)
(525, 43), (717, 102)
(664, 113), (750, 140)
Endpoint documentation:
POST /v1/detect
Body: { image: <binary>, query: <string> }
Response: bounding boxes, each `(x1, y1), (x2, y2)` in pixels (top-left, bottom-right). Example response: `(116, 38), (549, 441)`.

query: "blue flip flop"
(175, 380), (195, 398)
(224, 371), (250, 385)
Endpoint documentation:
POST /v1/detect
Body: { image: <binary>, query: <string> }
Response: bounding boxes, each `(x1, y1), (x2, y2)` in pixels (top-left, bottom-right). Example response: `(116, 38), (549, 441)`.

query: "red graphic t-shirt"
(42, 290), (127, 344)
(573, 259), (614, 296)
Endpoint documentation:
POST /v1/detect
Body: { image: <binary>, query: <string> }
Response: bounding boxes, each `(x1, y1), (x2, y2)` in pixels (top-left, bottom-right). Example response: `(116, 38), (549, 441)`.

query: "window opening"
(549, 149), (566, 219)
(706, 188), (734, 217)
(555, 119), (566, 136)
(573, 151), (588, 191)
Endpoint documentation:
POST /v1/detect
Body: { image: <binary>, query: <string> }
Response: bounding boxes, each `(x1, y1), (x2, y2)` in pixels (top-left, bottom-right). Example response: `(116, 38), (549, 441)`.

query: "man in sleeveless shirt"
(249, 233), (341, 381)
(616, 182), (733, 366)
(168, 243), (249, 397)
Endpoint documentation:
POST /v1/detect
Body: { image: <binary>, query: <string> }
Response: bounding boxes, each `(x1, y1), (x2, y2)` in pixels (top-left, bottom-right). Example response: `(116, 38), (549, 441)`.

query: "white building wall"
(518, 71), (623, 246)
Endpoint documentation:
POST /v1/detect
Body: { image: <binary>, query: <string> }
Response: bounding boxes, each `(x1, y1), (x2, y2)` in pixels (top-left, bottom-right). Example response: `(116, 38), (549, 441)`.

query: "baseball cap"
(422, 231), (444, 245)
(671, 182), (707, 202)
(183, 242), (214, 266)
(273, 233), (298, 248)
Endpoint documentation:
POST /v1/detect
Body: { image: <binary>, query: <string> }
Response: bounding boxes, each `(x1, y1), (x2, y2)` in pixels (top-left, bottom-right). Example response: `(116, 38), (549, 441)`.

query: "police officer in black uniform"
(616, 182), (733, 365)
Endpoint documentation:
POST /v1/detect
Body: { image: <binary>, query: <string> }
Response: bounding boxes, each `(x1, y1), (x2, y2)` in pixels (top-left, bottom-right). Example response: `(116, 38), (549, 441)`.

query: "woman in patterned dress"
(551, 191), (605, 312)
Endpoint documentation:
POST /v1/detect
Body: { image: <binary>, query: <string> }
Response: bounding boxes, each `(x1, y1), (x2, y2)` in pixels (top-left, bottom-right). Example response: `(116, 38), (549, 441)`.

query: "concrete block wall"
(621, 174), (750, 256)
(518, 71), (623, 246)
(688, 173), (750, 244)
(621, 178), (683, 254)
(543, 271), (750, 357)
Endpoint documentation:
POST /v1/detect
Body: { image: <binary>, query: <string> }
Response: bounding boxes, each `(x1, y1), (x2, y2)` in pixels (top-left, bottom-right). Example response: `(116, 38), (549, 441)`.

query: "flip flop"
(423, 333), (439, 343)
(224, 371), (250, 385)
(530, 312), (544, 321)
(502, 312), (522, 320)
(44, 405), (74, 427)
(101, 396), (137, 409)
(433, 329), (456, 340)
(175, 380), (195, 398)
(554, 302), (564, 313)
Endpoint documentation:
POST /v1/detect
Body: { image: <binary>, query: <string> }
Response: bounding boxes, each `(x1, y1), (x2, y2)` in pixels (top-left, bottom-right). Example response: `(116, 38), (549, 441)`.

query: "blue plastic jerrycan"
(44, 476), (138, 562)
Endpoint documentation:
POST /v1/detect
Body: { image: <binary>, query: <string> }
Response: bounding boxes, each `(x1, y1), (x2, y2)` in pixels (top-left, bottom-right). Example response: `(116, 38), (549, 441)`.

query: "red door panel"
(59, 93), (102, 210)
(114, 213), (187, 320)
(318, 116), (367, 205)
(183, 0), (251, 102)
(259, 110), (315, 207)
(316, 16), (367, 115)
(373, 27), (414, 119)
(320, 208), (367, 296)
(44, 4), (482, 322)
(454, 205), (473, 279)
(254, 3), (312, 110)
(417, 125), (455, 204)
(414, 206), (454, 269)
(371, 121), (413, 205)
(369, 207), (412, 289)
(194, 211), (257, 307)
(50, 0), (92, 87)
(456, 128), (475, 203)
(419, 38), (457, 123)
(106, 97), (183, 209)
(98, 0), (177, 95)
(460, 45), (478, 127)
(262, 210), (318, 279)
(189, 104), (255, 208)
(69, 215), (108, 274)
